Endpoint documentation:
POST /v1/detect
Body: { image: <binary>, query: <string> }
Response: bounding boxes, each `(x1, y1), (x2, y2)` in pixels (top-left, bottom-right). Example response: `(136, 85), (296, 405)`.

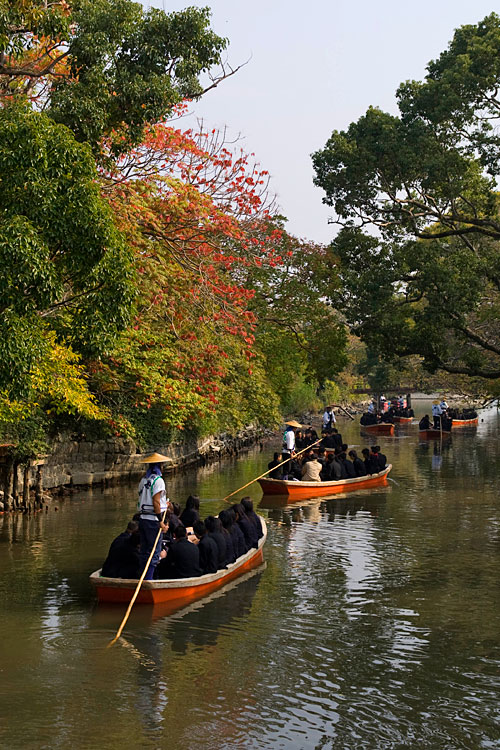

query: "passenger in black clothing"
(419, 414), (431, 430)
(315, 446), (327, 469)
(179, 495), (200, 527)
(362, 448), (378, 474)
(339, 452), (356, 478)
(326, 452), (342, 480)
(348, 450), (367, 477)
(193, 521), (219, 574)
(218, 509), (237, 565)
(204, 515), (227, 569)
(101, 521), (140, 578)
(360, 412), (377, 426)
(372, 445), (387, 470)
(156, 525), (201, 579)
(232, 503), (258, 549)
(295, 430), (306, 451)
(241, 497), (263, 540)
(268, 452), (283, 479)
(225, 508), (246, 557)
(334, 448), (348, 479)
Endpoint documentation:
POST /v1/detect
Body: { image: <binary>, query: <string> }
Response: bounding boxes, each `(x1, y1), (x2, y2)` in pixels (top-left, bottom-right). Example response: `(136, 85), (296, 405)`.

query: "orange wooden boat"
(393, 416), (413, 424)
(258, 465), (391, 501)
(451, 418), (478, 428)
(419, 429), (451, 439)
(360, 422), (395, 436)
(90, 519), (267, 606)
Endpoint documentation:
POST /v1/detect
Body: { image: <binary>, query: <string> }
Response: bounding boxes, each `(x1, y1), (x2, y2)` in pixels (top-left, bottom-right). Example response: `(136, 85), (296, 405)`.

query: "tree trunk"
(22, 464), (30, 509)
(35, 465), (43, 507)
(12, 461), (19, 508)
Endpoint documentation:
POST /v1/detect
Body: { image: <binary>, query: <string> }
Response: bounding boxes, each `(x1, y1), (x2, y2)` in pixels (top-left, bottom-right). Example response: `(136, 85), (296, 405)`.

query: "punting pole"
(330, 403), (355, 421)
(222, 438), (322, 503)
(108, 508), (168, 647)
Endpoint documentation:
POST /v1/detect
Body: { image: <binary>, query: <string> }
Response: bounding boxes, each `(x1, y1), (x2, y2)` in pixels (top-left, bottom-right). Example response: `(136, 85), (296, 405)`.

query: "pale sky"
(147, 0), (499, 244)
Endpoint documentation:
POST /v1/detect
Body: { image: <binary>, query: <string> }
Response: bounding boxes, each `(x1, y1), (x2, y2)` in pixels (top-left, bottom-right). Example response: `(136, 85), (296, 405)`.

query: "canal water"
(1, 403), (500, 749)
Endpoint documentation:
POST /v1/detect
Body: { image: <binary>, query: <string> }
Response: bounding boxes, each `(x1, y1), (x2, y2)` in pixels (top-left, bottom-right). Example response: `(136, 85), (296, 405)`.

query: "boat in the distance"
(451, 417), (478, 428)
(360, 422), (395, 436)
(90, 518), (267, 607)
(418, 428), (451, 440)
(393, 416), (413, 424)
(258, 465), (391, 502)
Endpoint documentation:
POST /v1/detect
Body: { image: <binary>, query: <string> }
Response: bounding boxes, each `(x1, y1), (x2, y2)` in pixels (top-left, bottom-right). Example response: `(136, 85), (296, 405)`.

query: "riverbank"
(0, 425), (271, 512)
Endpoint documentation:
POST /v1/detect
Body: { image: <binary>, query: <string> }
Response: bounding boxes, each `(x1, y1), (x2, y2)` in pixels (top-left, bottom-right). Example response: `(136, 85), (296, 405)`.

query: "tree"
(0, 104), (134, 399)
(1, 0), (230, 154)
(312, 13), (500, 382)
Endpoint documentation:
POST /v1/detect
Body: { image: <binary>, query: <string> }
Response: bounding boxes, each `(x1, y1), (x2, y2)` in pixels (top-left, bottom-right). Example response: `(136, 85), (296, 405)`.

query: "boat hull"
(360, 423), (395, 436)
(90, 519), (267, 606)
(258, 465), (391, 501)
(451, 418), (478, 428)
(393, 416), (413, 424)
(419, 429), (451, 439)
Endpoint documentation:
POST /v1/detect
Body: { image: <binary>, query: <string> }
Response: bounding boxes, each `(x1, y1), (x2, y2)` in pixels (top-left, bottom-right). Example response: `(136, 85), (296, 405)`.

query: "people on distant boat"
(101, 521), (140, 579)
(360, 411), (378, 426)
(179, 494), (200, 528)
(419, 414), (431, 430)
(322, 406), (336, 430)
(348, 450), (367, 477)
(440, 397), (449, 413)
(368, 400), (376, 414)
(137, 453), (170, 580)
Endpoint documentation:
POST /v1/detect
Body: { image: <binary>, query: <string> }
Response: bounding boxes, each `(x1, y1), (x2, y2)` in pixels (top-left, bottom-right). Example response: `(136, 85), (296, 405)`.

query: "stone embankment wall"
(0, 426), (269, 510)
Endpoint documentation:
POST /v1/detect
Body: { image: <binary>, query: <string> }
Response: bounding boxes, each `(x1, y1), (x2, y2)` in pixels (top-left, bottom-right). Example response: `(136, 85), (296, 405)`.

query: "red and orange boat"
(451, 417), (478, 428)
(418, 429), (451, 440)
(90, 519), (267, 606)
(258, 465), (391, 502)
(360, 422), (395, 436)
(393, 416), (413, 424)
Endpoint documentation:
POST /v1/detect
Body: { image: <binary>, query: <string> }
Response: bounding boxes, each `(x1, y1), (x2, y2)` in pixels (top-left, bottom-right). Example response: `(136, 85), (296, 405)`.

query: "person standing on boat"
(137, 453), (170, 580)
(440, 397), (449, 414)
(322, 406), (336, 431)
(283, 420), (301, 456)
(432, 401), (442, 430)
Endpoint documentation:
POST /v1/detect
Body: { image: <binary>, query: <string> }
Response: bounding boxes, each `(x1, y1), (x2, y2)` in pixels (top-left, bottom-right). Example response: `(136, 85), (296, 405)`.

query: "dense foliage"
(313, 13), (500, 383)
(0, 0), (347, 457)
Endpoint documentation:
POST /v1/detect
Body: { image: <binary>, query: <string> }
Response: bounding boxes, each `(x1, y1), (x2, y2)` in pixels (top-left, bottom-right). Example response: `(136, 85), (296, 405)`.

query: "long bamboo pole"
(329, 403), (355, 421)
(222, 437), (322, 503)
(108, 508), (168, 647)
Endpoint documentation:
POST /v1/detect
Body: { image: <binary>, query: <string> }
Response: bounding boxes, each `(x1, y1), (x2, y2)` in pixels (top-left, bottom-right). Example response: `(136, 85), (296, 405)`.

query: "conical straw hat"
(140, 452), (170, 463)
(284, 420), (302, 428)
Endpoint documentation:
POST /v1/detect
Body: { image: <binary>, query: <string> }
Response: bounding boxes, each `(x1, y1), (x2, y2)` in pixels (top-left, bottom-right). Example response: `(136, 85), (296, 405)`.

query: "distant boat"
(360, 422), (395, 436)
(393, 416), (413, 424)
(451, 417), (478, 428)
(258, 466), (391, 502)
(90, 519), (267, 608)
(418, 428), (451, 439)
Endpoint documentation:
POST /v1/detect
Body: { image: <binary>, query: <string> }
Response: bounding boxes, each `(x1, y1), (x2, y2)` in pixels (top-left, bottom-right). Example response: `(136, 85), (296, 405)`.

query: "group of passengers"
(360, 395), (414, 426)
(101, 492), (263, 582)
(420, 398), (454, 431)
(269, 436), (387, 483)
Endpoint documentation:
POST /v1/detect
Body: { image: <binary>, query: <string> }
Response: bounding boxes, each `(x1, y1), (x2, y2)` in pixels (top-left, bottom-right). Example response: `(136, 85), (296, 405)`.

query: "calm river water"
(2, 402), (500, 749)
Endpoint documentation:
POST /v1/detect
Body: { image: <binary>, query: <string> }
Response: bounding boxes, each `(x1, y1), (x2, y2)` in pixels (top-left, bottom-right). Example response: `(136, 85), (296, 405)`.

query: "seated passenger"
(227, 508), (247, 557)
(295, 430), (306, 451)
(179, 494), (200, 527)
(419, 414), (431, 430)
(301, 455), (322, 482)
(268, 452), (283, 479)
(205, 515), (227, 569)
(324, 452), (342, 481)
(101, 521), (140, 579)
(360, 412), (377, 426)
(315, 445), (327, 469)
(232, 503), (258, 549)
(339, 452), (356, 478)
(193, 520), (219, 575)
(241, 497), (263, 539)
(362, 448), (378, 475)
(371, 445), (387, 470)
(156, 525), (201, 579)
(348, 450), (367, 477)
(218, 509), (237, 565)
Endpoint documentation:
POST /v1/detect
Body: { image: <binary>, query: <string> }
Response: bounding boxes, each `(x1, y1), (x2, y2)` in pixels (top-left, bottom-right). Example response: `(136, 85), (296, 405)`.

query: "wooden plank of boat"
(393, 416), (413, 424)
(90, 518), (267, 606)
(360, 422), (395, 436)
(451, 418), (479, 428)
(418, 429), (452, 439)
(258, 465), (391, 501)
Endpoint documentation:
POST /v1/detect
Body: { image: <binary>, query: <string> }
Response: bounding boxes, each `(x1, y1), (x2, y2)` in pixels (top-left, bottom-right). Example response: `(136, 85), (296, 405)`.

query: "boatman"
(283, 420), (301, 456)
(431, 400), (442, 430)
(322, 406), (336, 431)
(440, 396), (449, 413)
(137, 452), (170, 580)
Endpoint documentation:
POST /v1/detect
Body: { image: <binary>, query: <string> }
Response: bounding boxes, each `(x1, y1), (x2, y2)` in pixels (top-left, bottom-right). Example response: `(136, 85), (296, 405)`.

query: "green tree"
(312, 13), (500, 381)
